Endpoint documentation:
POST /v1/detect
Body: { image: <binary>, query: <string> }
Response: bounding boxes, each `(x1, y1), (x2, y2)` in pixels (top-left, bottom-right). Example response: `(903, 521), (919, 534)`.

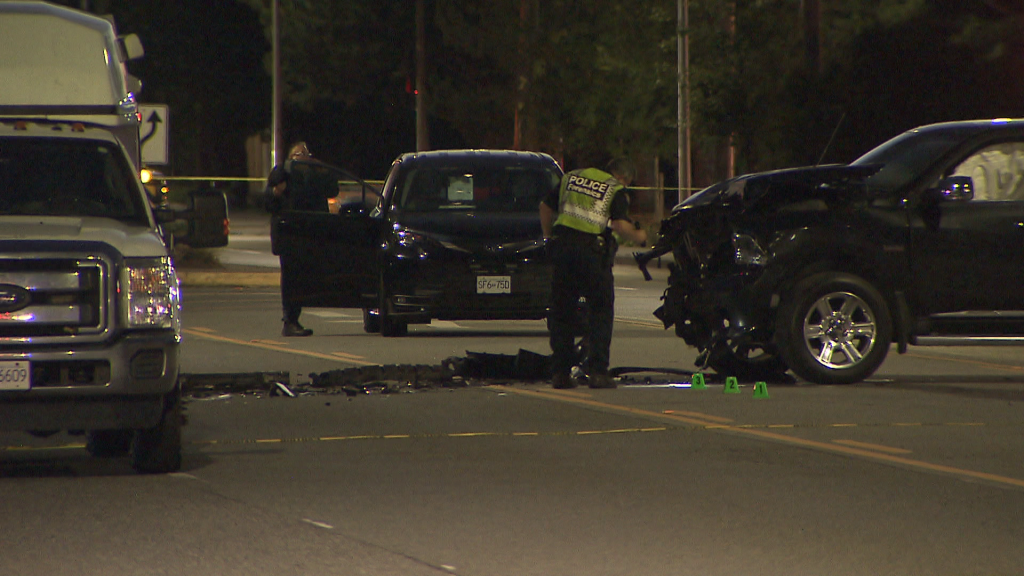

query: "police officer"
(539, 157), (648, 389)
(265, 141), (322, 337)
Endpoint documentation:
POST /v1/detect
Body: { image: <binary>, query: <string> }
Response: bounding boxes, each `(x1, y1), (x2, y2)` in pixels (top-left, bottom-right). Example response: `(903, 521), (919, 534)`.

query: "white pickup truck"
(0, 2), (227, 473)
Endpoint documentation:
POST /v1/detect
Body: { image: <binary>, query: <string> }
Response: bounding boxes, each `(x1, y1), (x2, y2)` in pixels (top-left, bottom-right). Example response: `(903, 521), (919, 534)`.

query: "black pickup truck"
(641, 119), (1024, 384)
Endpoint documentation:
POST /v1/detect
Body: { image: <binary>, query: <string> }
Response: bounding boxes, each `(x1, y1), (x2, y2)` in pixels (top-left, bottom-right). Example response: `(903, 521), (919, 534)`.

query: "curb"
(178, 270), (279, 288)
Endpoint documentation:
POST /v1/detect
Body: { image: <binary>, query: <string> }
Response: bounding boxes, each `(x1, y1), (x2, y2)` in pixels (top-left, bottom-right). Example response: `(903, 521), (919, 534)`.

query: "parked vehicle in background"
(637, 119), (1024, 384)
(277, 150), (562, 336)
(0, 2), (227, 473)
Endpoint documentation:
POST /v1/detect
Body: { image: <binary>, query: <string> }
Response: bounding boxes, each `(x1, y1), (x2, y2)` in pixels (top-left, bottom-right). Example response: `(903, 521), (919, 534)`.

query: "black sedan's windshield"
(393, 165), (560, 214)
(0, 137), (147, 223)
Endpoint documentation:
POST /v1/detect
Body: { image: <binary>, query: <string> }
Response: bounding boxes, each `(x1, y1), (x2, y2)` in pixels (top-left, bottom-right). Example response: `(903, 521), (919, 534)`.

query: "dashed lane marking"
(833, 439), (912, 455)
(174, 427), (669, 447)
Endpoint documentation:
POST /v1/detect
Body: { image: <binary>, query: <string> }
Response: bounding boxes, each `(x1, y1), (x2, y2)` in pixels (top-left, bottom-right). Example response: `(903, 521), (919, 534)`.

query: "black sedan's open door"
(272, 160), (381, 309)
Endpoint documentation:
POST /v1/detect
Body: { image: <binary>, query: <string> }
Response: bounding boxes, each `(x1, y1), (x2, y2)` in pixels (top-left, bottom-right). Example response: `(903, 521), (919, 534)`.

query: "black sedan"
(276, 150), (563, 336)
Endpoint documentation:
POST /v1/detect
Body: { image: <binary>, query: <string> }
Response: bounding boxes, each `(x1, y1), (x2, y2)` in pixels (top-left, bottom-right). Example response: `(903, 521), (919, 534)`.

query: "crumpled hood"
(0, 215), (168, 257)
(676, 164), (882, 213)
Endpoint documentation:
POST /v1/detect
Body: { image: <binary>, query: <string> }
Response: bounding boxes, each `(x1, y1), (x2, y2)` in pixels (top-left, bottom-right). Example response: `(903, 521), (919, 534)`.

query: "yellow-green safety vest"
(553, 167), (624, 235)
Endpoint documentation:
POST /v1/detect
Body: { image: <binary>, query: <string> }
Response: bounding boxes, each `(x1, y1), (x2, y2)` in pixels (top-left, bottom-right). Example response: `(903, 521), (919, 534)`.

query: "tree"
(432, 0), (677, 168)
(53, 0), (1024, 183)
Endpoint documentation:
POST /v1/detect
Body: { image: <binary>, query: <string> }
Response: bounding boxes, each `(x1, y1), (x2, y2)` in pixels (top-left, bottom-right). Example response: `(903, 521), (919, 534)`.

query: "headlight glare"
(122, 257), (180, 329)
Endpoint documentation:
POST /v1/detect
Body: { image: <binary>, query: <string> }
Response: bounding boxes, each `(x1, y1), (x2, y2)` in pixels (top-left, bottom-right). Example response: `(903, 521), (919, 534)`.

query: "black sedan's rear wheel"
(378, 277), (408, 337)
(776, 272), (892, 385)
(362, 308), (380, 333)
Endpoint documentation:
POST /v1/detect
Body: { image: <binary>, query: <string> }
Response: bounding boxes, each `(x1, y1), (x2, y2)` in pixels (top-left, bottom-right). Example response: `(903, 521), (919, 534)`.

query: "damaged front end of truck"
(637, 165), (882, 382)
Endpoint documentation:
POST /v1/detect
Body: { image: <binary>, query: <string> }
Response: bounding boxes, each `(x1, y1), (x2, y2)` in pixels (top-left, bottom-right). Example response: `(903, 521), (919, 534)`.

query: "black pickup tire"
(776, 272), (892, 385)
(85, 429), (133, 457)
(129, 387), (183, 474)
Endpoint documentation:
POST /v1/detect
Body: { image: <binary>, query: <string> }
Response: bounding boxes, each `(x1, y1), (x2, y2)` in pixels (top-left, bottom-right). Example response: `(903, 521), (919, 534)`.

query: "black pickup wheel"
(777, 272), (892, 384)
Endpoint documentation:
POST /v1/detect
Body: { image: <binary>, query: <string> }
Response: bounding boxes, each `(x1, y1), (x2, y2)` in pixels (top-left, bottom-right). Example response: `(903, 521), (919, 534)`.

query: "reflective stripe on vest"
(553, 168), (623, 235)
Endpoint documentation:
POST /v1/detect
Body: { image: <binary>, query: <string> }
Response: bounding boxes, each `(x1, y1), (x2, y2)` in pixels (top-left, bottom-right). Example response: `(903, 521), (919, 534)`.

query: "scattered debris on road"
(178, 350), (732, 399)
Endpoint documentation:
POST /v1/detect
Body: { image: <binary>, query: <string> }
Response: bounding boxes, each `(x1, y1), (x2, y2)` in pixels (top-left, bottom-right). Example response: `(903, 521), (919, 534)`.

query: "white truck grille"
(0, 257), (108, 341)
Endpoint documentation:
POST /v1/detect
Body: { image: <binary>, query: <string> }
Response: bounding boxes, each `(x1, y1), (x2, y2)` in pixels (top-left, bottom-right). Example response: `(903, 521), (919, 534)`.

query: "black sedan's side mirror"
(165, 189), (229, 248)
(928, 176), (974, 202)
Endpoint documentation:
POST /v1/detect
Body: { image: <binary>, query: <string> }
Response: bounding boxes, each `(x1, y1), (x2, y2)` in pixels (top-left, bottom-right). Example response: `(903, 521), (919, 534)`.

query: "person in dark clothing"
(264, 141), (324, 337)
(539, 157), (648, 389)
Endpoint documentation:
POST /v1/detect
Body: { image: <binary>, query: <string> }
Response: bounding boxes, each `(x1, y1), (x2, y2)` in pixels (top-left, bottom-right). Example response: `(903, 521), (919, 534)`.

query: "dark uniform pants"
(279, 254), (303, 323)
(548, 233), (615, 377)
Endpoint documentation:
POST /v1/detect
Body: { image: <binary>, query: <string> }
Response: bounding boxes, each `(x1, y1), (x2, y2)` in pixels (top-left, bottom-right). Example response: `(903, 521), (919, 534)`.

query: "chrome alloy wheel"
(801, 291), (878, 369)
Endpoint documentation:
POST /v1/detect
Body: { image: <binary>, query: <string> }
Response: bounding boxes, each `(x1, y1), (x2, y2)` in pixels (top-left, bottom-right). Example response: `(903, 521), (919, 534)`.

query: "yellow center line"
(664, 409), (733, 423)
(181, 328), (376, 366)
(331, 351), (367, 360)
(0, 443), (85, 452)
(547, 388), (594, 398)
(614, 317), (663, 328)
(490, 385), (1024, 491)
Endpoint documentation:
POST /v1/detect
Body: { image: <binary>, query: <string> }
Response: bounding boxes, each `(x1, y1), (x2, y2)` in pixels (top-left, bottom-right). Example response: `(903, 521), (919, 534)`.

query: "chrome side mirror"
(932, 176), (974, 202)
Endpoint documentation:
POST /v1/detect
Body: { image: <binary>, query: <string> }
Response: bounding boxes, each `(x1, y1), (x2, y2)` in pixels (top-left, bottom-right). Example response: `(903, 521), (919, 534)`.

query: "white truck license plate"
(476, 275), (511, 294)
(0, 361), (30, 390)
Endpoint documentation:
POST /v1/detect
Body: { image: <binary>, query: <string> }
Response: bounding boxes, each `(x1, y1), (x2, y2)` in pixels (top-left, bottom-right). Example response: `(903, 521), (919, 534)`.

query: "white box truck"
(0, 1), (226, 473)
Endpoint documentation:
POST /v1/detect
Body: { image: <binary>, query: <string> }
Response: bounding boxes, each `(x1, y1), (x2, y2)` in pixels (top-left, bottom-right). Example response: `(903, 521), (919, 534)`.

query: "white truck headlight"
(122, 257), (180, 329)
(732, 233), (769, 267)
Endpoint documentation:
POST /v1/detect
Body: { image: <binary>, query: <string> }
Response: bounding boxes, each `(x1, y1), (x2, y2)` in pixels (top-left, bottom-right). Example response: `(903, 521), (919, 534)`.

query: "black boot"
(552, 372), (577, 389)
(282, 321), (312, 337)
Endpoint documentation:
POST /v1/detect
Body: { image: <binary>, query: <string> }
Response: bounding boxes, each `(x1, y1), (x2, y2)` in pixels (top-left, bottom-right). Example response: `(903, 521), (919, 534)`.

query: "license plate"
(476, 275), (511, 294)
(0, 361), (30, 390)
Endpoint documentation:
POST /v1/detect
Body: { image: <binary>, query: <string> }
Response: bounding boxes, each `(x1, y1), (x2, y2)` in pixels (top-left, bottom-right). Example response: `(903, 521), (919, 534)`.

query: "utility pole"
(513, 0), (527, 150)
(415, 0), (429, 151)
(271, 0), (281, 167)
(677, 0), (691, 203)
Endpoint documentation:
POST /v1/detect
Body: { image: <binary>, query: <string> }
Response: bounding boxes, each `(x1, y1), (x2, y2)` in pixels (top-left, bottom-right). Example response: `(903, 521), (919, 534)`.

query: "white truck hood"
(0, 216), (168, 258)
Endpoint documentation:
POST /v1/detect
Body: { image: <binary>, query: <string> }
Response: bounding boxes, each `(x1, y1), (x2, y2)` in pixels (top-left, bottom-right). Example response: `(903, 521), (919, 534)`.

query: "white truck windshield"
(0, 137), (147, 223)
